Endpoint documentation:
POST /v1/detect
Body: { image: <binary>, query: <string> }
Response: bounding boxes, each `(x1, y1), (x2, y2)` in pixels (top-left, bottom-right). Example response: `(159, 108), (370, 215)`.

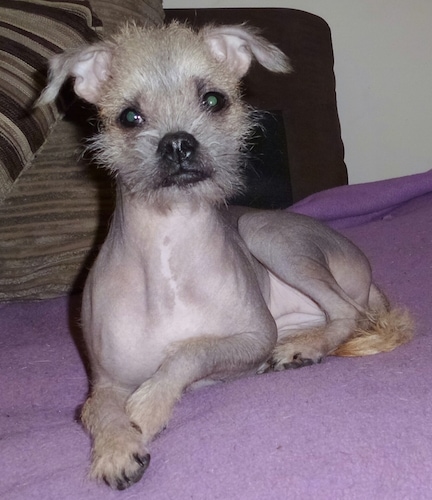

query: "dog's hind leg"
(237, 210), (373, 370)
(268, 274), (368, 370)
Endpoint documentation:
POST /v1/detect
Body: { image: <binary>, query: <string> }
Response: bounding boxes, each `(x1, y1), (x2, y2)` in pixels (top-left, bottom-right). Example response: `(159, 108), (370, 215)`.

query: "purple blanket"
(2, 170), (432, 499)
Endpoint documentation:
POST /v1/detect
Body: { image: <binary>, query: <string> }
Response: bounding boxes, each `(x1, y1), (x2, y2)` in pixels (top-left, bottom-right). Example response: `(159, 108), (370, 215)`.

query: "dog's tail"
(332, 285), (414, 357)
(332, 308), (413, 357)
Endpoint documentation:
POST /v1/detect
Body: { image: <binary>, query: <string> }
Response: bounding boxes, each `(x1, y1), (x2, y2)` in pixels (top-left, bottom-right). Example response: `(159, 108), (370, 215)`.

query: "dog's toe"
(280, 356), (315, 370)
(112, 471), (133, 491)
(108, 453), (150, 490)
(270, 357), (317, 371)
(90, 423), (151, 490)
(267, 333), (327, 372)
(268, 347), (325, 372)
(257, 355), (319, 373)
(134, 452), (151, 469)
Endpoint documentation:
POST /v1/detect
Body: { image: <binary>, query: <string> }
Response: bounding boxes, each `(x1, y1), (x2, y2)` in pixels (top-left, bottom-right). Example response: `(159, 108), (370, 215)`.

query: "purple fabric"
(291, 168), (432, 229)
(2, 171), (432, 499)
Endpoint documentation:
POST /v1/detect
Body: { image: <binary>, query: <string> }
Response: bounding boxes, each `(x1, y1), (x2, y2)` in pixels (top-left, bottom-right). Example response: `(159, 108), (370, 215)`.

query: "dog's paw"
(270, 351), (322, 371)
(90, 423), (150, 490)
(264, 334), (326, 372)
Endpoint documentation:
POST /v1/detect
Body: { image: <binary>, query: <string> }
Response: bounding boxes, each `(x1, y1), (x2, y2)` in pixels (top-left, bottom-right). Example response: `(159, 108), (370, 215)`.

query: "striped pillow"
(0, 0), (102, 201)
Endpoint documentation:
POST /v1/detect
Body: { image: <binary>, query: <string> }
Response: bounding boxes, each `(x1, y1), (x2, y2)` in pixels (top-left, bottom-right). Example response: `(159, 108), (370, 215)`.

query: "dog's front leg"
(126, 331), (275, 461)
(82, 329), (274, 490)
(81, 385), (150, 490)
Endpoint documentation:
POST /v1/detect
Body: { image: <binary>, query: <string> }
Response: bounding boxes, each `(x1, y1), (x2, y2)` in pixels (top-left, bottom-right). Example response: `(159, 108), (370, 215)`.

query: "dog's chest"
(85, 207), (270, 386)
(144, 233), (238, 330)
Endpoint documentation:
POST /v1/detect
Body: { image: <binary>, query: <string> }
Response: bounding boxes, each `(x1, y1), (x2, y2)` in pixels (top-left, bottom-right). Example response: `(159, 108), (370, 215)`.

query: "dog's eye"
(202, 92), (226, 112)
(119, 108), (145, 128)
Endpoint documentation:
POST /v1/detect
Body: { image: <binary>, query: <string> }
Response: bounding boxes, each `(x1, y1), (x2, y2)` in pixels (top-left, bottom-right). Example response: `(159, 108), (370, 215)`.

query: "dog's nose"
(157, 132), (198, 165)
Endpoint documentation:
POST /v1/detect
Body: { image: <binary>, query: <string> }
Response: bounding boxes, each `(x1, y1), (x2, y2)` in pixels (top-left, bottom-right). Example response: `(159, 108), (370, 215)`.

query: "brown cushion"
(165, 8), (348, 203)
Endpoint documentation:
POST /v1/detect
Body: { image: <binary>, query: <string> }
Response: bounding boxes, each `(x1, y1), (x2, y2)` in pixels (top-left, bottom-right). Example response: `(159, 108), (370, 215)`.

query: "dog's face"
(94, 24), (250, 205)
(39, 22), (290, 207)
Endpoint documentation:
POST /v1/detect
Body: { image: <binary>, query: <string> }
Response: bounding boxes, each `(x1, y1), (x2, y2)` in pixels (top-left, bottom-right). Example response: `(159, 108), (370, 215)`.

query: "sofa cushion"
(91, 0), (164, 34)
(0, 0), (102, 201)
(0, 0), (165, 301)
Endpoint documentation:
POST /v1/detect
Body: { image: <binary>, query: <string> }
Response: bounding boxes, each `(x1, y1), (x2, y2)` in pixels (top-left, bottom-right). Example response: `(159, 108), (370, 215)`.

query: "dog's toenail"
(302, 358), (314, 366)
(134, 453), (151, 469)
(282, 362), (300, 370)
(115, 476), (129, 490)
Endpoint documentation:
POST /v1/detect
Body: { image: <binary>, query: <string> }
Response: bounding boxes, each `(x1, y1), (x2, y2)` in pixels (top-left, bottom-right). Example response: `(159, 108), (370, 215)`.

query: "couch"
(0, 2), (346, 301)
(1, 2), (431, 499)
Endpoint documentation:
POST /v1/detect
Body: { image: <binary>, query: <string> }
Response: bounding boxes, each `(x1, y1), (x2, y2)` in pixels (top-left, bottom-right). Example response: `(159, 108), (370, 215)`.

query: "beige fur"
(333, 308), (413, 356)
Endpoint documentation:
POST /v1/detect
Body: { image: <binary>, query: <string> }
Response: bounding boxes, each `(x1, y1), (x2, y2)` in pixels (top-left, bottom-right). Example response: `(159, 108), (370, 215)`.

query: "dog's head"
(39, 22), (290, 206)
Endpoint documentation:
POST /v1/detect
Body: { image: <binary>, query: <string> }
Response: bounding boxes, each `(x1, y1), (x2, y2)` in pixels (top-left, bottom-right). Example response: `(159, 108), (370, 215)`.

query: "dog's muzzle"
(157, 132), (210, 187)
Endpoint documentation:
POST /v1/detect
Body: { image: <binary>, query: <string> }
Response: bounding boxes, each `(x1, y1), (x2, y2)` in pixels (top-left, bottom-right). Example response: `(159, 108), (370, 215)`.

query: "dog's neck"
(108, 185), (229, 253)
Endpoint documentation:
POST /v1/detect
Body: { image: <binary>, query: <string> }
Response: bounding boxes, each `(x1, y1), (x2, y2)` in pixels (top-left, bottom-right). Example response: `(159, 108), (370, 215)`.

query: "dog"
(38, 21), (412, 490)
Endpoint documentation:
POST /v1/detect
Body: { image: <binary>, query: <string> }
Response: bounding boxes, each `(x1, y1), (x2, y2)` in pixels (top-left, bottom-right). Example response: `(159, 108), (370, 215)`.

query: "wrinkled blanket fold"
(292, 169), (432, 228)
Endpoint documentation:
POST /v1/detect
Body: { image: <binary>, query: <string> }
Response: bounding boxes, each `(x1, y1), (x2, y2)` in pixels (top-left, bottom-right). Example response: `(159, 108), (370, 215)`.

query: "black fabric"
(229, 110), (292, 209)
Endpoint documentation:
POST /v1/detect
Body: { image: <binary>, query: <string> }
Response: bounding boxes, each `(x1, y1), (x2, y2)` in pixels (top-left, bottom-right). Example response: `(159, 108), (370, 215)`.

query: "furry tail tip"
(332, 308), (414, 357)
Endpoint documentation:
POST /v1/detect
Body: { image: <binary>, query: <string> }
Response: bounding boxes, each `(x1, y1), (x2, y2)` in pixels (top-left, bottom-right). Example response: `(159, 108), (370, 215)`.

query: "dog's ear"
(37, 44), (113, 106)
(202, 24), (291, 78)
